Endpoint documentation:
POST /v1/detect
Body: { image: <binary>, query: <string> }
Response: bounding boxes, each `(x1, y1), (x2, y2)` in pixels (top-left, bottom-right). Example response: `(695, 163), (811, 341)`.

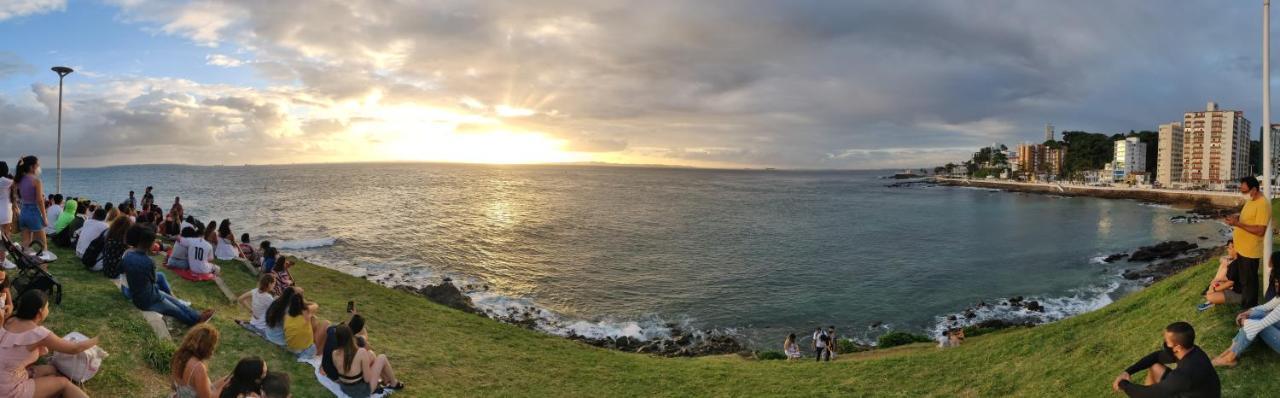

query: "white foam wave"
(277, 237), (337, 250)
(1090, 255), (1108, 264)
(930, 280), (1122, 341)
(466, 291), (678, 342)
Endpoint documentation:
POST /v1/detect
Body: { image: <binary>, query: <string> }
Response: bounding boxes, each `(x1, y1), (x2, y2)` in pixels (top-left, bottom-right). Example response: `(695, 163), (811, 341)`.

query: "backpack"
(50, 332), (108, 383)
(81, 231), (107, 269)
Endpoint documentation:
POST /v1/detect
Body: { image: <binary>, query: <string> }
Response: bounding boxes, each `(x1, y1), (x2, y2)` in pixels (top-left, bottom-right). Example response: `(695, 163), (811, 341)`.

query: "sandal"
(386, 382), (405, 390)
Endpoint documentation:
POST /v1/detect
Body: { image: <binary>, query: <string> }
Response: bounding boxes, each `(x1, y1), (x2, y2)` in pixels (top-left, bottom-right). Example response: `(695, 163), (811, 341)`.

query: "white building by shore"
(1113, 136), (1146, 181)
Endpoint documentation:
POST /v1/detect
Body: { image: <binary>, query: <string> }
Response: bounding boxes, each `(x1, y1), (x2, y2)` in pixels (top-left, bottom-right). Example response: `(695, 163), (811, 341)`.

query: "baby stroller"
(2, 236), (63, 305)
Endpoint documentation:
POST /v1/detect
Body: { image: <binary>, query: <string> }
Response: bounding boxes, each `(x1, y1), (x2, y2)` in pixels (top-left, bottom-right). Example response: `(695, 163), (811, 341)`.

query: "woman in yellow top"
(283, 291), (331, 359)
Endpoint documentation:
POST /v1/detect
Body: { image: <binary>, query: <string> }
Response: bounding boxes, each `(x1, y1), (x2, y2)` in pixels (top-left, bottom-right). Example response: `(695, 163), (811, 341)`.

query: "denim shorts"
(18, 203), (44, 231)
(292, 343), (317, 359)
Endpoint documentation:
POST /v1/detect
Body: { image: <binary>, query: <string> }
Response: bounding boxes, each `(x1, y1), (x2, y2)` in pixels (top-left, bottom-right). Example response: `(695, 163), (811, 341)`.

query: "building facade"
(1180, 102), (1250, 188)
(1157, 122), (1183, 187)
(1113, 136), (1146, 181)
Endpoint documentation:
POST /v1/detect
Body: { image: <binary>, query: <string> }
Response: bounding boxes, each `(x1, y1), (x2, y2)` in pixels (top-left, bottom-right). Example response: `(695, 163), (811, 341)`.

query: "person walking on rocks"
(1226, 176), (1272, 309)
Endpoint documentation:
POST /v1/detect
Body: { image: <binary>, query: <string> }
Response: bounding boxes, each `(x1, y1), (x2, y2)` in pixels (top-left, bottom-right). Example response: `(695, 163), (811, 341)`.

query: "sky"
(0, 1), (1278, 169)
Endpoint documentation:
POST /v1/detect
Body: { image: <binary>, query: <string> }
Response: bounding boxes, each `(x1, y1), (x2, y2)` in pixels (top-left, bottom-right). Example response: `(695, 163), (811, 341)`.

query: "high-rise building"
(1180, 101), (1251, 188)
(1113, 137), (1147, 181)
(1044, 146), (1066, 177)
(1045, 124), (1054, 142)
(1157, 122), (1183, 187)
(1272, 124), (1280, 177)
(1017, 143), (1040, 176)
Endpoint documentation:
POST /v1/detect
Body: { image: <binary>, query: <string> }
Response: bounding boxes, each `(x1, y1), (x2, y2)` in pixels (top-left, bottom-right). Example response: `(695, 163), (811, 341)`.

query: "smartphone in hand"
(347, 300), (355, 313)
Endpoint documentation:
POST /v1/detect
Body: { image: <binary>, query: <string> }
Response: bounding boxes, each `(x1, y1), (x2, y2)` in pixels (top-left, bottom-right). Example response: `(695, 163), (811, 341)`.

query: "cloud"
(205, 53), (244, 67)
(0, 0), (64, 21)
(6, 1), (1275, 168)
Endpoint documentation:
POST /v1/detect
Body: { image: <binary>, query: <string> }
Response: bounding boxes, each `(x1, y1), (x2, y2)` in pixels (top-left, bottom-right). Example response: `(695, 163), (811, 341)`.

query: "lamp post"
(51, 66), (73, 195)
(1263, 1), (1274, 290)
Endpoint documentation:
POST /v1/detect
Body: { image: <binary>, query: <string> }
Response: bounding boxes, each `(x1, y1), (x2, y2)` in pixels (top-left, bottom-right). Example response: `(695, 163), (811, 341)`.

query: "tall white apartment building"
(1113, 137), (1146, 181)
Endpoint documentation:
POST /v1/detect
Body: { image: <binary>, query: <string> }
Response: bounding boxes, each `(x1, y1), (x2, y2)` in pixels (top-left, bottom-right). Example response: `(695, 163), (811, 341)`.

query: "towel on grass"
(296, 355), (394, 398)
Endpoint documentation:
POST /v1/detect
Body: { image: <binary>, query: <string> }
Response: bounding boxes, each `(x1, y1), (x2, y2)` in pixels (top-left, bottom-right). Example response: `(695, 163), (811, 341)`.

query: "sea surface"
(56, 164), (1226, 348)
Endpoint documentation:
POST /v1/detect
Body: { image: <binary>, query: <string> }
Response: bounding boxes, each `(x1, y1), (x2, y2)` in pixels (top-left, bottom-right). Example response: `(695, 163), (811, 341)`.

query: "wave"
(277, 237), (337, 250)
(929, 279), (1122, 342)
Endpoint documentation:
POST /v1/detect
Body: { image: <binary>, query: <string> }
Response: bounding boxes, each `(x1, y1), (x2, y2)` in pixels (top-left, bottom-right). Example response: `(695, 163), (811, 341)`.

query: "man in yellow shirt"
(1226, 176), (1272, 308)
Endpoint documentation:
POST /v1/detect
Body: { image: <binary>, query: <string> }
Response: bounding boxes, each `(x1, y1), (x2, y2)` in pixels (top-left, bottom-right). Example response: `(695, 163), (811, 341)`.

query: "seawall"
(933, 178), (1244, 209)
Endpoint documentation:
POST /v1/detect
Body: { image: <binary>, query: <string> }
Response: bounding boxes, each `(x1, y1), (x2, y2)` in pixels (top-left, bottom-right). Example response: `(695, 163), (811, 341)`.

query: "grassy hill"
(22, 207), (1280, 396)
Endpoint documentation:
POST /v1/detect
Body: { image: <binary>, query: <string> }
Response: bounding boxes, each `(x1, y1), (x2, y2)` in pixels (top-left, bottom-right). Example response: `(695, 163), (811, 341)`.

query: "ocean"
(55, 163), (1226, 348)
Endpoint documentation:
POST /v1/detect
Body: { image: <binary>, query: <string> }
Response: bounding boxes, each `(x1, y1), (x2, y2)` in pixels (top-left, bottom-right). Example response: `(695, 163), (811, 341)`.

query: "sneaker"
(1196, 302), (1214, 312)
(197, 309), (216, 324)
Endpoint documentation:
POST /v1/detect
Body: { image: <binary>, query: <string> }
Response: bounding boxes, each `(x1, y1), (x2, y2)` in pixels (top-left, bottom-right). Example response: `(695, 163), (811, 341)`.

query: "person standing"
(811, 327), (829, 362)
(141, 186), (154, 211)
(12, 156), (48, 252)
(171, 196), (184, 222)
(0, 161), (12, 242)
(826, 326), (838, 360)
(122, 191), (136, 209)
(1226, 176), (1272, 309)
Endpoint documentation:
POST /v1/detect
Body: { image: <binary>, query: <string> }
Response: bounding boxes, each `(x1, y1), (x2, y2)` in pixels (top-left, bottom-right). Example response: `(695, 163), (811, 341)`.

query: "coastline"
(931, 177), (1243, 210)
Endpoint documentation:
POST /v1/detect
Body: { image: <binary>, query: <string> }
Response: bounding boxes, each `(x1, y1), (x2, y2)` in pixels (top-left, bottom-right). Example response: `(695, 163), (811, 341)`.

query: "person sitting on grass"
(236, 273), (277, 336)
(1113, 321), (1219, 397)
(783, 333), (802, 360)
(101, 216), (133, 279)
(271, 255), (296, 295)
(1198, 242), (1241, 312)
(167, 227), (198, 269)
(238, 233), (260, 267)
(214, 219), (241, 260)
(0, 290), (98, 398)
(331, 324), (404, 396)
(171, 324), (227, 398)
(260, 372), (290, 398)
(1264, 252), (1280, 302)
(264, 287), (301, 347)
(123, 224), (214, 326)
(219, 356), (267, 398)
(260, 244), (278, 273)
(283, 289), (331, 359)
(187, 225), (220, 276)
(1211, 264), (1280, 368)
(75, 208), (109, 259)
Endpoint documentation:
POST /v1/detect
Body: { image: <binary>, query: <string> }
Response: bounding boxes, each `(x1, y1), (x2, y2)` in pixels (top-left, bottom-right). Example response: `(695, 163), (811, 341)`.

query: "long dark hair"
(285, 290), (306, 317)
(265, 287), (299, 328)
(334, 324), (358, 374)
(13, 155), (37, 186)
(219, 356), (266, 398)
(218, 219), (232, 239)
(0, 161), (9, 179)
(13, 289), (47, 320)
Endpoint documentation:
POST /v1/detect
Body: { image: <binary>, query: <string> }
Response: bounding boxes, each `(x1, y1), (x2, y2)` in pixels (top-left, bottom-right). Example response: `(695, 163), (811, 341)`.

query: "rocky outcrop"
(565, 325), (746, 357)
(1103, 253), (1129, 263)
(1128, 241), (1198, 262)
(396, 279), (479, 314)
(1122, 247), (1220, 283)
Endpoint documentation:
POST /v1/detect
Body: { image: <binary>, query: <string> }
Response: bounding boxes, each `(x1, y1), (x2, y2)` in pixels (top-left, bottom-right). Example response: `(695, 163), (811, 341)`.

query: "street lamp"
(51, 66), (73, 194)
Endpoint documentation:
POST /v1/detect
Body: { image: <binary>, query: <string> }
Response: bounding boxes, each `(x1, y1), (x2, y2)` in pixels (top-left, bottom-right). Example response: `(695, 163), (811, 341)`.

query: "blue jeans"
(145, 292), (201, 325)
(122, 273), (172, 299)
(1231, 310), (1280, 356)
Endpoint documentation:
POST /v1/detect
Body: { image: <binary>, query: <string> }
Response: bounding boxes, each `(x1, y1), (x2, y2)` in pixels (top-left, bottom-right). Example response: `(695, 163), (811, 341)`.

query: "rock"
(1128, 241), (1198, 262)
(871, 321), (885, 328)
(1198, 236), (1209, 240)
(1025, 301), (1044, 312)
(944, 316), (956, 322)
(405, 282), (478, 314)
(1009, 296), (1023, 304)
(963, 310), (976, 319)
(1103, 253), (1129, 263)
(1122, 270), (1142, 280)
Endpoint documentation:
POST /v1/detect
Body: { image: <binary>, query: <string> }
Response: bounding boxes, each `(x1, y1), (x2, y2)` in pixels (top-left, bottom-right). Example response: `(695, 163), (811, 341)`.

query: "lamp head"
(51, 66), (74, 77)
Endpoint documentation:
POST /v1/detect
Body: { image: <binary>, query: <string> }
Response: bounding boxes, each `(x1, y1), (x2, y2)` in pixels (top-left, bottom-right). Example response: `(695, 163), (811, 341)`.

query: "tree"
(1060, 131), (1114, 176)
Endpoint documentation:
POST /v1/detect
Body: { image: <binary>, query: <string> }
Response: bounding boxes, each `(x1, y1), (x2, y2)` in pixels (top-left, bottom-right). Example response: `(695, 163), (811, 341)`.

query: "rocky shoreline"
(393, 279), (749, 357)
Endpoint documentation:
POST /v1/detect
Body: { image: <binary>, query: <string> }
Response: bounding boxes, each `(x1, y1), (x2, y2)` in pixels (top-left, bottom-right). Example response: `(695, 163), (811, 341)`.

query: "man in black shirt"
(1113, 322), (1220, 397)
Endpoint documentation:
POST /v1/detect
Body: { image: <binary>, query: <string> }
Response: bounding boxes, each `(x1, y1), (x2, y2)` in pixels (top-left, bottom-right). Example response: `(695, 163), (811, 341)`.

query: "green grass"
(18, 199), (1280, 396)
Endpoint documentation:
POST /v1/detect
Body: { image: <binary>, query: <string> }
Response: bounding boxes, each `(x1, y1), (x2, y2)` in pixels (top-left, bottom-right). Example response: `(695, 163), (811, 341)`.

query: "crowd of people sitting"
(1, 155), (405, 397)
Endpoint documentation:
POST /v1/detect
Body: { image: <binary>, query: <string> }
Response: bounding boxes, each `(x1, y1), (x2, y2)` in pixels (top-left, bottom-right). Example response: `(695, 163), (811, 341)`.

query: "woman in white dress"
(214, 219), (242, 260)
